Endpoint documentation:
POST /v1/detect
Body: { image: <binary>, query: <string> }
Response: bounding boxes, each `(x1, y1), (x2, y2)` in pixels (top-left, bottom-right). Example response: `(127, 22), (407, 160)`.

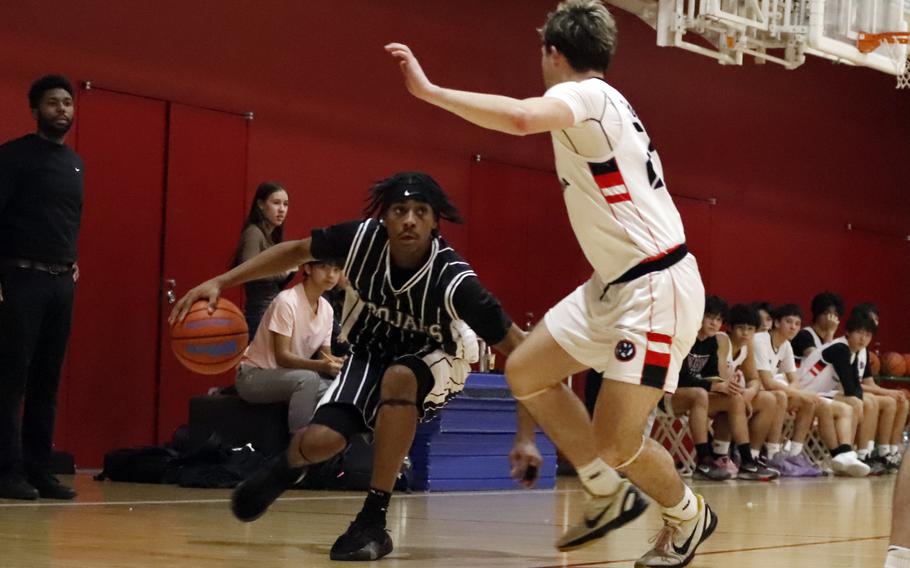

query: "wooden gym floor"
(0, 473), (892, 567)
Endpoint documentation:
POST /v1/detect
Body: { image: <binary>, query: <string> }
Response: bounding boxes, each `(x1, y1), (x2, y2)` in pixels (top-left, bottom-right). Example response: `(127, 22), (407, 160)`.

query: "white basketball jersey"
(545, 78), (687, 283)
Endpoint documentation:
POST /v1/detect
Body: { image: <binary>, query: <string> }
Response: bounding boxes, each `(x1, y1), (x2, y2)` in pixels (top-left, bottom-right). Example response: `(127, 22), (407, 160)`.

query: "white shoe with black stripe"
(635, 493), (717, 567)
(556, 479), (649, 551)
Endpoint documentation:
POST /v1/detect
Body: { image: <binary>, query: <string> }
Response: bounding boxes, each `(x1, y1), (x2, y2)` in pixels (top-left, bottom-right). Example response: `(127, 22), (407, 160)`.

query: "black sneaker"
(0, 473), (39, 500)
(863, 457), (887, 477)
(692, 458), (732, 481)
(27, 470), (76, 500)
(231, 454), (304, 522)
(737, 461), (779, 481)
(330, 513), (394, 561)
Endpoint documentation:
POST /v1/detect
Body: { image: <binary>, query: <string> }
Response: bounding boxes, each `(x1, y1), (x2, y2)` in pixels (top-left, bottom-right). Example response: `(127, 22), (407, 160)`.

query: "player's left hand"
(509, 440), (542, 488)
(385, 42), (436, 100)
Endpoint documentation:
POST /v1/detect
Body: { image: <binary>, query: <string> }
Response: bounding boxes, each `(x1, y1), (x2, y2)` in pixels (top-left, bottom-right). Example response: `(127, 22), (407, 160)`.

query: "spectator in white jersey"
(711, 304), (787, 476)
(853, 303), (907, 472)
(752, 304), (826, 476)
(386, 3), (717, 565)
(665, 296), (777, 481)
(791, 291), (844, 365)
(796, 311), (886, 476)
(170, 172), (534, 561)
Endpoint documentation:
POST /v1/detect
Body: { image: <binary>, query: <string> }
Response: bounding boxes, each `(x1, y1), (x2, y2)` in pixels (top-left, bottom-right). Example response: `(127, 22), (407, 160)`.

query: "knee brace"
(378, 398), (418, 410)
(513, 382), (561, 402)
(614, 435), (647, 471)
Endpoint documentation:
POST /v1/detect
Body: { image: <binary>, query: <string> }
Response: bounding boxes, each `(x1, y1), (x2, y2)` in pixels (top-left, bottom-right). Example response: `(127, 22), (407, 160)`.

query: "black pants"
(0, 268), (74, 475)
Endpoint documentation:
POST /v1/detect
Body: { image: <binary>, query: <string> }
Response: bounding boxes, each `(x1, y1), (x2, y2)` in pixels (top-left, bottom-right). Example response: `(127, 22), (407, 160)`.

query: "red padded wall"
(0, 2), (908, 465)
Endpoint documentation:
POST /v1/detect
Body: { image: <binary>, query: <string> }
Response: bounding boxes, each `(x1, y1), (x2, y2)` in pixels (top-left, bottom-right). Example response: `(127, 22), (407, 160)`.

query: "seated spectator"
(751, 301), (773, 333)
(712, 304), (786, 474)
(234, 181), (294, 339)
(853, 303), (908, 472)
(791, 291), (844, 365)
(796, 311), (882, 476)
(752, 304), (826, 476)
(235, 260), (344, 433)
(663, 296), (777, 481)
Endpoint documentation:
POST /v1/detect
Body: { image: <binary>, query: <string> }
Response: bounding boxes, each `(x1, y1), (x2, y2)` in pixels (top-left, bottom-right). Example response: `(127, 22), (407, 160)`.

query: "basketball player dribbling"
(387, 2), (715, 565)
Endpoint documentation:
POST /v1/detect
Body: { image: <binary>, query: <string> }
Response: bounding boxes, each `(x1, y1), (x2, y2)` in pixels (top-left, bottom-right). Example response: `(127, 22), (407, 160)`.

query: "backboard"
(613, 0), (910, 78)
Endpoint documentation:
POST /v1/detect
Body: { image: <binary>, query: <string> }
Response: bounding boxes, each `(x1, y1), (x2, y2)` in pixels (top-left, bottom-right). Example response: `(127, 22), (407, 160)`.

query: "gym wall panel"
(0, 1), (908, 465)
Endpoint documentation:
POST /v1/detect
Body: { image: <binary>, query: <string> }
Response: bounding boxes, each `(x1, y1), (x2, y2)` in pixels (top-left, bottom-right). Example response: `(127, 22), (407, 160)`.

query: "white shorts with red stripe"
(543, 254), (704, 393)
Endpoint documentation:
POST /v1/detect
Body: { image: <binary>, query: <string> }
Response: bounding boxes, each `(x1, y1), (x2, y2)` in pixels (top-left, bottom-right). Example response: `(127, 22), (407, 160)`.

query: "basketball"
(904, 354), (910, 377)
(881, 352), (907, 377)
(868, 351), (881, 376)
(170, 298), (248, 375)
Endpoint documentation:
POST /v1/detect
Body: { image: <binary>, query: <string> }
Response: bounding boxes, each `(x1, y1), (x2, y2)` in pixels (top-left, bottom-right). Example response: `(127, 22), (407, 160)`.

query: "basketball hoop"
(857, 32), (910, 88)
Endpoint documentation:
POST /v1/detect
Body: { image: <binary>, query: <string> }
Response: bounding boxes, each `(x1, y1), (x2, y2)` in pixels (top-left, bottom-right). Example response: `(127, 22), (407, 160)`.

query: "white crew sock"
(712, 440), (730, 456)
(751, 448), (760, 460)
(576, 458), (622, 497)
(662, 485), (698, 522)
(789, 442), (804, 457)
(766, 443), (781, 459)
(885, 545), (910, 568)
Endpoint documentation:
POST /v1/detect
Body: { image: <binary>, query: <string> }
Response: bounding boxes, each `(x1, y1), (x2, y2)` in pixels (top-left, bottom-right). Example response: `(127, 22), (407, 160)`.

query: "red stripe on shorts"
(644, 349), (671, 368)
(646, 332), (673, 345)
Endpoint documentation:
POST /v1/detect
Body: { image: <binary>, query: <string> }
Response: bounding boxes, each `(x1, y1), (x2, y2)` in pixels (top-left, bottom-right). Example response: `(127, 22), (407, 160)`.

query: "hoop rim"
(857, 31), (910, 54)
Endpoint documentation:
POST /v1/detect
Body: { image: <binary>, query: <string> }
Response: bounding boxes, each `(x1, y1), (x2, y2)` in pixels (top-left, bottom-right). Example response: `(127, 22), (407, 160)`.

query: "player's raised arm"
(384, 42), (575, 136)
(169, 238), (314, 323)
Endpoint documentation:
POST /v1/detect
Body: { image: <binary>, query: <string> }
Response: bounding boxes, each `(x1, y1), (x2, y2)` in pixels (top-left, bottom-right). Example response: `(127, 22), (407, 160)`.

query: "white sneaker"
(556, 478), (649, 551)
(831, 451), (871, 477)
(635, 493), (718, 567)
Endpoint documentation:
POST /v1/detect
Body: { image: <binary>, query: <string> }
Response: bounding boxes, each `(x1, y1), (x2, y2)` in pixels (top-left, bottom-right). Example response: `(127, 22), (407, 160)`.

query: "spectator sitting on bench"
(796, 311), (883, 477)
(711, 303), (786, 477)
(753, 304), (826, 476)
(751, 301), (773, 333)
(236, 259), (344, 433)
(661, 296), (777, 481)
(853, 303), (908, 473)
(791, 291), (844, 366)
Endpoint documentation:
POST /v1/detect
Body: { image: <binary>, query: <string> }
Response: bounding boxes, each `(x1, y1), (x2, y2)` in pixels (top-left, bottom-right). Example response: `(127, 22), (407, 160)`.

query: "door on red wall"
(65, 89), (168, 467)
(156, 104), (249, 444)
(66, 95), (249, 464)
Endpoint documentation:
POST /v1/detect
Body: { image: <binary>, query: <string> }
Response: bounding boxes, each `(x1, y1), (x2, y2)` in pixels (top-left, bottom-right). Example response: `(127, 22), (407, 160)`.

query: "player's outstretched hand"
(384, 42), (435, 100)
(509, 440), (543, 489)
(168, 279), (222, 324)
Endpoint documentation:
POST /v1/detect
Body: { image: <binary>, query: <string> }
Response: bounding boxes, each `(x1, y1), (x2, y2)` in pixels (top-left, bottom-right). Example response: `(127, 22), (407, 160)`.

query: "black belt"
(0, 258), (74, 275)
(610, 243), (688, 286)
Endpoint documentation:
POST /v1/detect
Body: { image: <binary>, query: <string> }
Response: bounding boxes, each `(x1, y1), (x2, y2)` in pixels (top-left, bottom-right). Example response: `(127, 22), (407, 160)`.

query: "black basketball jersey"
(678, 335), (719, 390)
(310, 219), (511, 359)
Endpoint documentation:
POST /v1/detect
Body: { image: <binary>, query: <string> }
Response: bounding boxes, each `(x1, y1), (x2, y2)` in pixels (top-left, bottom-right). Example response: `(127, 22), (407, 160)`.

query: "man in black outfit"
(0, 75), (83, 500)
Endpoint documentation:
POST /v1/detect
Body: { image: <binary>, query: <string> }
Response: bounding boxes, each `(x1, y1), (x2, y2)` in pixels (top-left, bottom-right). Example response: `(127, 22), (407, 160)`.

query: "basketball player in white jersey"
(387, 2), (714, 565)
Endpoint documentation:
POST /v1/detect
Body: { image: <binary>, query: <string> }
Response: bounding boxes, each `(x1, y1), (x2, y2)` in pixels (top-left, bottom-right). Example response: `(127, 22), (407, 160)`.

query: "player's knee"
(602, 436), (646, 470)
(296, 424), (346, 462)
(692, 387), (709, 408)
(815, 402), (832, 419)
(881, 396), (897, 412)
(504, 358), (560, 399)
(380, 365), (419, 399)
(773, 391), (788, 407)
(864, 397), (877, 413)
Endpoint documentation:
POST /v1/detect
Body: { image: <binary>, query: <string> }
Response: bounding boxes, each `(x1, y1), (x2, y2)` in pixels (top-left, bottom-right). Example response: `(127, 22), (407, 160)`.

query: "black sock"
(830, 444), (852, 457)
(360, 487), (392, 524)
(737, 444), (756, 466)
(695, 443), (713, 462)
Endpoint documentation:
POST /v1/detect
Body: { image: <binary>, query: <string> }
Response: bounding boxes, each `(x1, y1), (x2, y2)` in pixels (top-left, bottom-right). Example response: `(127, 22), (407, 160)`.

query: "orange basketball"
(881, 352), (907, 377)
(170, 298), (248, 375)
(904, 354), (910, 377)
(868, 351), (881, 376)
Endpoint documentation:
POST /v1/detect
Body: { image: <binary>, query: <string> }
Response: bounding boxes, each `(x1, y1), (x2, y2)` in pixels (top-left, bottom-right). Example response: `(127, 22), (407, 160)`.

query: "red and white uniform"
(542, 78), (704, 393)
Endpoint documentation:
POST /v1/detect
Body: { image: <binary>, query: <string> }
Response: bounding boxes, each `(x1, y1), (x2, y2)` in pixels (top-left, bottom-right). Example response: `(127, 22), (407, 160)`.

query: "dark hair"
(810, 291), (844, 321)
(363, 171), (463, 227)
(772, 303), (803, 321)
(852, 302), (879, 318)
(540, 0), (618, 73)
(750, 301), (773, 315)
(728, 304), (760, 329)
(233, 181), (287, 265)
(845, 312), (878, 334)
(28, 74), (74, 108)
(704, 295), (728, 321)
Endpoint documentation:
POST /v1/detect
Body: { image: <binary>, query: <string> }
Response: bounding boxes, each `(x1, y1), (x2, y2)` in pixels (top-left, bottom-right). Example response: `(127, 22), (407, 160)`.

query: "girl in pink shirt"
(236, 260), (343, 432)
